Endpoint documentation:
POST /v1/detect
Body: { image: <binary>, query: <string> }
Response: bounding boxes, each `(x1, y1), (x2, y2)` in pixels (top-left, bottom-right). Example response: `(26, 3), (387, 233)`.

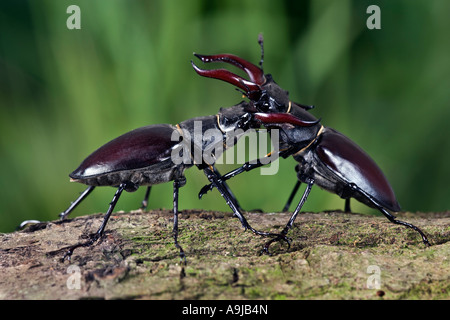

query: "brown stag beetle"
(193, 36), (430, 253)
(50, 100), (316, 261)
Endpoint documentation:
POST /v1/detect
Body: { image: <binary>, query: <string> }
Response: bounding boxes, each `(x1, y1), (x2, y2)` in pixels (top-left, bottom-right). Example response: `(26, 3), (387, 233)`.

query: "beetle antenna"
(258, 33), (264, 71)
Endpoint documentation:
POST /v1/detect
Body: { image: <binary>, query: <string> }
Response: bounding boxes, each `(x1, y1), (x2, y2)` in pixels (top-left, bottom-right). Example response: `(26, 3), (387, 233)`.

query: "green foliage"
(1, 0), (449, 232)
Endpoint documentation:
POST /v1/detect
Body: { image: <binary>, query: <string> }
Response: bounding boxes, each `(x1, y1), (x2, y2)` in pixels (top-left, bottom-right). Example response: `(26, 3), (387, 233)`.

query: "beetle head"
(191, 36), (292, 113)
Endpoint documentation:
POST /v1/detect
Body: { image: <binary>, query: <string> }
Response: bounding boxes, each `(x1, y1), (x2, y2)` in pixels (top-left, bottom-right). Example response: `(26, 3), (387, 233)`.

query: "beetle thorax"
(253, 75), (290, 113)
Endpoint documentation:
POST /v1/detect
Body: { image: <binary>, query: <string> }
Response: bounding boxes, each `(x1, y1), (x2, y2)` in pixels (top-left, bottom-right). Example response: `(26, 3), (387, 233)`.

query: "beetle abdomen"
(72, 160), (185, 187)
(70, 124), (181, 185)
(315, 128), (401, 212)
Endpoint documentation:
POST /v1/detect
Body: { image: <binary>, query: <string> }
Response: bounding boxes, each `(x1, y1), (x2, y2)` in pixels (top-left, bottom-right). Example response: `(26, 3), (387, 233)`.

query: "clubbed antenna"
(258, 33), (264, 71)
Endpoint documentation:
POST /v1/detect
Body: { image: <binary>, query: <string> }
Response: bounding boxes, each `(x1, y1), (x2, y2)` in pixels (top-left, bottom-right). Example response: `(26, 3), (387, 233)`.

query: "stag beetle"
(193, 36), (430, 252)
(54, 99), (317, 261)
(56, 104), (247, 260)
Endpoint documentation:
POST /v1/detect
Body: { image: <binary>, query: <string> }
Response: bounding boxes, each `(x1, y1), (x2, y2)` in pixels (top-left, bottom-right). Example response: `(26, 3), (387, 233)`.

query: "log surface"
(1, 209), (449, 300)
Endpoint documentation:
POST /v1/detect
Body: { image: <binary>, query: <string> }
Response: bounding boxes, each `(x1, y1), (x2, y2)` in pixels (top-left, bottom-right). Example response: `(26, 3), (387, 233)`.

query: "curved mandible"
(191, 61), (261, 97)
(254, 112), (321, 127)
(194, 53), (265, 84)
(191, 53), (266, 100)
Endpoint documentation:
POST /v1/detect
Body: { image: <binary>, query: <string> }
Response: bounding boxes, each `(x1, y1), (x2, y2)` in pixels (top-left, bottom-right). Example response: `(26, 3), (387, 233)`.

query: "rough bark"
(1, 209), (449, 300)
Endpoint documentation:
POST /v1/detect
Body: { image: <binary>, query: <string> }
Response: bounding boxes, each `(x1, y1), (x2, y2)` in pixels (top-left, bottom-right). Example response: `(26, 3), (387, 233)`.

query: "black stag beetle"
(192, 36), (430, 253)
(50, 97), (316, 261)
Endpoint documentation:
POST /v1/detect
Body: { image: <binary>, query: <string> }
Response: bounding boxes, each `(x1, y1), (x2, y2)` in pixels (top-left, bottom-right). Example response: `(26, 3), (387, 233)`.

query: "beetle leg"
(345, 183), (430, 246)
(203, 165), (292, 251)
(212, 167), (244, 214)
(282, 180), (301, 212)
(376, 206), (430, 246)
(17, 220), (43, 230)
(203, 166), (251, 231)
(282, 178), (314, 232)
(172, 178), (186, 264)
(140, 186), (151, 210)
(344, 198), (352, 213)
(62, 183), (126, 261)
(198, 153), (281, 199)
(262, 178), (314, 255)
(59, 186), (95, 220)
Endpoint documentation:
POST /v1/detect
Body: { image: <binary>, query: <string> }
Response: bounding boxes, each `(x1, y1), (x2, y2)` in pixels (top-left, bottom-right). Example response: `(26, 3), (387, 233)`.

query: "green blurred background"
(0, 0), (449, 232)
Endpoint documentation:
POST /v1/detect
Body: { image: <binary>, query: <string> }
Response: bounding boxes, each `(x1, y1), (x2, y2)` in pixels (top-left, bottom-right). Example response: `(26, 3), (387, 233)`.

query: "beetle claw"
(56, 232), (102, 262)
(260, 234), (292, 256)
(247, 227), (292, 255)
(198, 183), (214, 199)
